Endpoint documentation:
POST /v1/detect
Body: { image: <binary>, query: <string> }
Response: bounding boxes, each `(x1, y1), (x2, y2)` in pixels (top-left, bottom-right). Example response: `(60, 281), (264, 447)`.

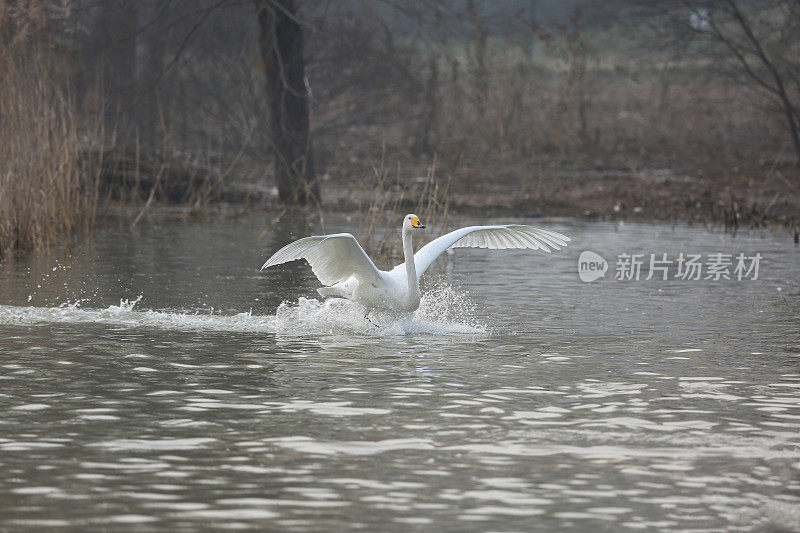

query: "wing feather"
(261, 233), (382, 286)
(522, 229), (560, 249)
(505, 230), (529, 249)
(393, 224), (571, 278)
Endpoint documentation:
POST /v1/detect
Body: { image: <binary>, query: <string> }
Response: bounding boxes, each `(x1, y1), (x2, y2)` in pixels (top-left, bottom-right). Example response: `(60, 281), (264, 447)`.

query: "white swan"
(261, 214), (570, 312)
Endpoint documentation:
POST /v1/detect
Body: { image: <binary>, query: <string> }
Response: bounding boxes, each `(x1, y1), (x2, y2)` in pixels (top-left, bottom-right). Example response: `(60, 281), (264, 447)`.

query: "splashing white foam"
(0, 286), (485, 337)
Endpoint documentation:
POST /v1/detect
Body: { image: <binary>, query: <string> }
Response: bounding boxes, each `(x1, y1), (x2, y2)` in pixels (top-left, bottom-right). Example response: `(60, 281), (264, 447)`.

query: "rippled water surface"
(1, 215), (799, 531)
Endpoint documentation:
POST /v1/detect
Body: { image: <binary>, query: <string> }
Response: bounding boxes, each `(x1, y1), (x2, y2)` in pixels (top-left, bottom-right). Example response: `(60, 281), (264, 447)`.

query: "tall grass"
(0, 2), (101, 256)
(355, 151), (452, 266)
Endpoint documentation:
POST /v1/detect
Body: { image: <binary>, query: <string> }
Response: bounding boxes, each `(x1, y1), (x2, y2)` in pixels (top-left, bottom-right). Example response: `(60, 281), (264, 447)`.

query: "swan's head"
(404, 214), (425, 230)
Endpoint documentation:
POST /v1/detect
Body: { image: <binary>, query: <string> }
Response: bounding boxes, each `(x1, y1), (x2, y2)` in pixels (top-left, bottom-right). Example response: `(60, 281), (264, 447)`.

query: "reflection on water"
(0, 214), (799, 531)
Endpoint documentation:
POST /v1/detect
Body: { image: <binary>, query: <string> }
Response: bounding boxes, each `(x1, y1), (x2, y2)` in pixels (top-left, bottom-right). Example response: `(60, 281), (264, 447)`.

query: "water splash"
(416, 281), (481, 325)
(271, 290), (485, 336)
(0, 285), (485, 337)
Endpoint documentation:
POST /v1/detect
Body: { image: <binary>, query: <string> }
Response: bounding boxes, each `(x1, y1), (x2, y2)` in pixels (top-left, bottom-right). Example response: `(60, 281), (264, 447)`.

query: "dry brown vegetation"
(314, 10), (799, 229)
(351, 153), (452, 264)
(0, 1), (102, 255)
(2, 1), (798, 257)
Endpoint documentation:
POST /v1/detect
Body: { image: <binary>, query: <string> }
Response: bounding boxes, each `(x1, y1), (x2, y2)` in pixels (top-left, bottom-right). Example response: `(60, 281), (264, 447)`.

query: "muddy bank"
(96, 150), (798, 235)
(323, 165), (799, 231)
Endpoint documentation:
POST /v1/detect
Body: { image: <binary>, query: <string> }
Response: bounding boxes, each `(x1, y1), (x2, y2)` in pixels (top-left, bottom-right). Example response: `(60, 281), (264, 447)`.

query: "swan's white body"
(261, 214), (570, 312)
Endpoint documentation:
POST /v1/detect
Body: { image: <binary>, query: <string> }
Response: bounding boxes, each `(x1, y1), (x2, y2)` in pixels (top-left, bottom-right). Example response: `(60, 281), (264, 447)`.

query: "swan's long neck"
(402, 226), (420, 308)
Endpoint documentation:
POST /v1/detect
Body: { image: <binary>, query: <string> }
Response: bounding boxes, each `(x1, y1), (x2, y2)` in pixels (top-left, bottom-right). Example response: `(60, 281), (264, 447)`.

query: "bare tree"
(682, 0), (800, 169)
(255, 0), (318, 205)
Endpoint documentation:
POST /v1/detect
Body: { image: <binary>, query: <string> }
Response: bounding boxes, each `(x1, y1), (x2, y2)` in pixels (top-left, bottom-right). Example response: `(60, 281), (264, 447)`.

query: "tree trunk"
(255, 0), (319, 206)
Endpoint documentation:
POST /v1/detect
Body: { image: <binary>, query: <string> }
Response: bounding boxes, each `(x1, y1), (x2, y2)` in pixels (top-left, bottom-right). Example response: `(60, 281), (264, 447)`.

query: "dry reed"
(0, 1), (102, 255)
(355, 150), (452, 266)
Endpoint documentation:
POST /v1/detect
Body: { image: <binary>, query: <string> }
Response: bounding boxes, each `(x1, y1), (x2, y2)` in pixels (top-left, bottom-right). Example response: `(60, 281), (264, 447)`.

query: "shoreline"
(101, 177), (799, 236)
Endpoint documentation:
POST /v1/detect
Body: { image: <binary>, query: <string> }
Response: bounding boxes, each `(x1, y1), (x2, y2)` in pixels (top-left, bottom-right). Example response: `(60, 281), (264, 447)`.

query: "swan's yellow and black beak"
(411, 217), (425, 229)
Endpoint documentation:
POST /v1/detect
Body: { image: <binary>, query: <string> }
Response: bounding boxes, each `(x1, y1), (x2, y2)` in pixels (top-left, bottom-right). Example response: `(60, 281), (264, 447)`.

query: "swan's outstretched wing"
(400, 225), (570, 278)
(261, 233), (383, 286)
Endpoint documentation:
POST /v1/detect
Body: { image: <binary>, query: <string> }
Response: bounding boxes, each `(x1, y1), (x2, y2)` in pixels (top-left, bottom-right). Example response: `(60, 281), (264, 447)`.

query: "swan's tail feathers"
(317, 282), (354, 298)
(317, 279), (355, 298)
(317, 286), (340, 298)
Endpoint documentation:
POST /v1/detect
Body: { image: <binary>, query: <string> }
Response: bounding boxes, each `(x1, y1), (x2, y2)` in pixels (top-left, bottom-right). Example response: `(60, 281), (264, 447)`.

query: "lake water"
(0, 214), (798, 531)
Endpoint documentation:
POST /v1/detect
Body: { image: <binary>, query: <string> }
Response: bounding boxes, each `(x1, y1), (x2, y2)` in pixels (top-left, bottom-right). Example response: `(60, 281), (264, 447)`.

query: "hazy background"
(1, 0), (798, 252)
